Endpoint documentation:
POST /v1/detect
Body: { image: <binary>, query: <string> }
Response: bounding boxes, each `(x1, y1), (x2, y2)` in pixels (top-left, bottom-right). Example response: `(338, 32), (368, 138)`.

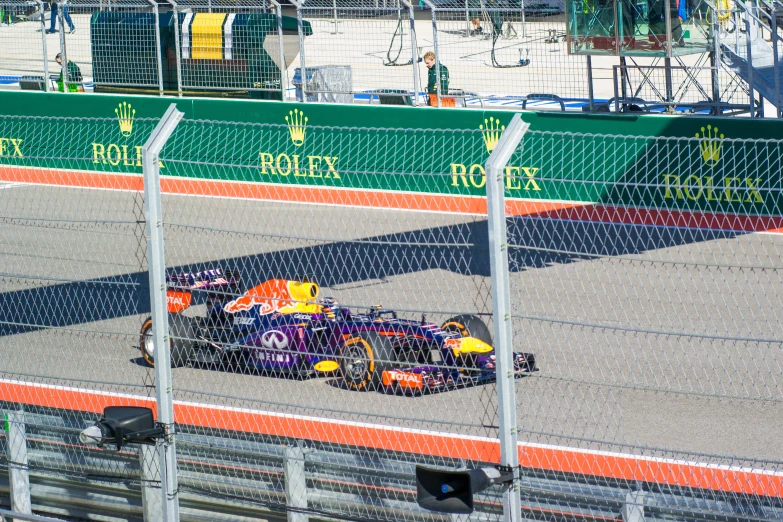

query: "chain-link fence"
(171, 0), (288, 99)
(152, 118), (515, 519)
(505, 129), (783, 518)
(65, 0), (164, 94)
(423, 0), (591, 105)
(1, 109), (782, 521)
(0, 114), (162, 513)
(0, 0), (165, 93)
(4, 0), (782, 115)
(295, 0), (418, 103)
(0, 0), (50, 90)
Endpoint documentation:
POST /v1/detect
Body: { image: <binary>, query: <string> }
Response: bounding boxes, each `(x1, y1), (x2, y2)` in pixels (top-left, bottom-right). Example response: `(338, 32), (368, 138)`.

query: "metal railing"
(2, 407), (782, 521)
(611, 64), (754, 114)
(0, 508), (63, 522)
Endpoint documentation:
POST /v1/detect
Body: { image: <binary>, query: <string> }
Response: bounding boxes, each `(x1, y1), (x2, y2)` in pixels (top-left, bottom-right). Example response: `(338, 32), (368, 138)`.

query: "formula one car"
(139, 269), (537, 393)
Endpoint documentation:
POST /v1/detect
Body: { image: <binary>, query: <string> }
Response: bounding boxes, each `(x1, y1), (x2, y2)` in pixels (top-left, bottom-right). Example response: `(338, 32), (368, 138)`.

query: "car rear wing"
(165, 268), (242, 314)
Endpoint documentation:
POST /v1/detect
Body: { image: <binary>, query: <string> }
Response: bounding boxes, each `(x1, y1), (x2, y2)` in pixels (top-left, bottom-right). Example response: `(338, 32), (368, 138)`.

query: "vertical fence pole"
(427, 1), (442, 107)
(663, 0), (671, 55)
(284, 445), (309, 522)
(613, 65), (620, 112)
(139, 444), (162, 520)
(151, 1), (164, 96)
(5, 411), (31, 515)
(170, 2), (183, 97)
(295, 2), (308, 103)
(587, 55), (595, 112)
(622, 490), (646, 522)
(274, 0), (287, 100)
(401, 0), (420, 104)
(58, 1), (68, 90)
(771, 10), (781, 117)
(711, 6), (721, 115)
(36, 0), (50, 92)
(664, 57), (674, 111)
(464, 0), (470, 36)
(745, 15), (755, 116)
(619, 57), (628, 111)
(142, 104), (184, 522)
(485, 113), (529, 522)
(520, 0), (526, 37)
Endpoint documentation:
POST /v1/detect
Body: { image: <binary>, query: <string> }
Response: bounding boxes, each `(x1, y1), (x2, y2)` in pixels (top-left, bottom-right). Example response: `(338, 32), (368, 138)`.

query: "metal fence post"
(5, 411), (31, 515)
(150, 0), (165, 96)
(284, 445), (308, 522)
(613, 66), (620, 112)
(400, 0), (420, 104)
(771, 10), (781, 118)
(520, 0), (526, 37)
(169, 1), (183, 97)
(621, 490), (646, 522)
(464, 0), (470, 36)
(35, 0), (50, 92)
(295, 1), (308, 103)
(142, 104), (184, 522)
(139, 444), (163, 521)
(587, 56), (595, 113)
(745, 15), (755, 116)
(485, 114), (529, 522)
(711, 6), (721, 115)
(57, 1), (68, 90)
(273, 0), (287, 100)
(422, 0), (441, 107)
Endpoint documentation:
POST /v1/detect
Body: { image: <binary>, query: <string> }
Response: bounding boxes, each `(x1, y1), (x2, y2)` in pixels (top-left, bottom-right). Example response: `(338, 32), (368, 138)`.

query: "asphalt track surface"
(1, 182), (782, 466)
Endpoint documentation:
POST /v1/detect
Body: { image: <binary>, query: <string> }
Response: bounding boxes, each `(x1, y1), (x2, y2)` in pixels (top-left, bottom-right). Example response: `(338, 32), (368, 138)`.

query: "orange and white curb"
(2, 165), (782, 232)
(0, 378), (780, 498)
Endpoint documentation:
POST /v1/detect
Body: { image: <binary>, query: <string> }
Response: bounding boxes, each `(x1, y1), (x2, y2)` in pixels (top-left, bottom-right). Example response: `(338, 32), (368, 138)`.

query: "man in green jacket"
(423, 51), (449, 105)
(55, 52), (82, 92)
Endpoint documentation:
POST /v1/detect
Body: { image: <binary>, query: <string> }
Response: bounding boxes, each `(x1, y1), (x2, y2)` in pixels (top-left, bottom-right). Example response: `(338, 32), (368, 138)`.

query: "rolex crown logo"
(480, 117), (505, 153)
(696, 124), (724, 167)
(286, 109), (308, 147)
(115, 102), (136, 138)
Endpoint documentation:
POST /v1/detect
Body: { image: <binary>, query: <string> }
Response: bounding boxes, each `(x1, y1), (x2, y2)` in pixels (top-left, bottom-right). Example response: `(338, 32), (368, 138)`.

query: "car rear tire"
(138, 314), (194, 368)
(339, 332), (395, 391)
(440, 314), (493, 346)
(139, 317), (155, 367)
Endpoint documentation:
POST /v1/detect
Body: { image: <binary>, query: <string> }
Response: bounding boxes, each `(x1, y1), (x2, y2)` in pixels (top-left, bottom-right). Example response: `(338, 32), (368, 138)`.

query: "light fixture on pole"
(79, 406), (165, 451)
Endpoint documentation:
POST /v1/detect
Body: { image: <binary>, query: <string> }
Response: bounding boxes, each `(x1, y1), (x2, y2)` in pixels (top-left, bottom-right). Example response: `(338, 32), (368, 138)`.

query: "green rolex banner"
(0, 91), (782, 219)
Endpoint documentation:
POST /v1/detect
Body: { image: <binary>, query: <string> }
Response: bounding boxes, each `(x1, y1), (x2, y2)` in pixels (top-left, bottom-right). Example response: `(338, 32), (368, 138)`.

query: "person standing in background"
(55, 52), (82, 92)
(423, 51), (449, 106)
(46, 0), (74, 34)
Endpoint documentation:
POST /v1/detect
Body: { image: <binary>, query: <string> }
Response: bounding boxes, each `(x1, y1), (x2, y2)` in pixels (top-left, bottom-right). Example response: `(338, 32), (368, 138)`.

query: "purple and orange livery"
(143, 269), (537, 393)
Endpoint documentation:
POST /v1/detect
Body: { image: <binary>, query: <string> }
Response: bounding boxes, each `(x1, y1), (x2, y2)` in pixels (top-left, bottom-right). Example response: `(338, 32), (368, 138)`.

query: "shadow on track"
(0, 214), (740, 337)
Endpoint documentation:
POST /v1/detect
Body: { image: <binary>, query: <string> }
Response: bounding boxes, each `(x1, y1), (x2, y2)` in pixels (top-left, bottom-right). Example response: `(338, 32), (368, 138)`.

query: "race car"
(139, 269), (537, 393)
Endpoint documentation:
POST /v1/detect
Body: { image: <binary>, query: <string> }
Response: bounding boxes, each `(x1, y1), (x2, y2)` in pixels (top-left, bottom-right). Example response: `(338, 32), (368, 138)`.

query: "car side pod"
(416, 465), (514, 514)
